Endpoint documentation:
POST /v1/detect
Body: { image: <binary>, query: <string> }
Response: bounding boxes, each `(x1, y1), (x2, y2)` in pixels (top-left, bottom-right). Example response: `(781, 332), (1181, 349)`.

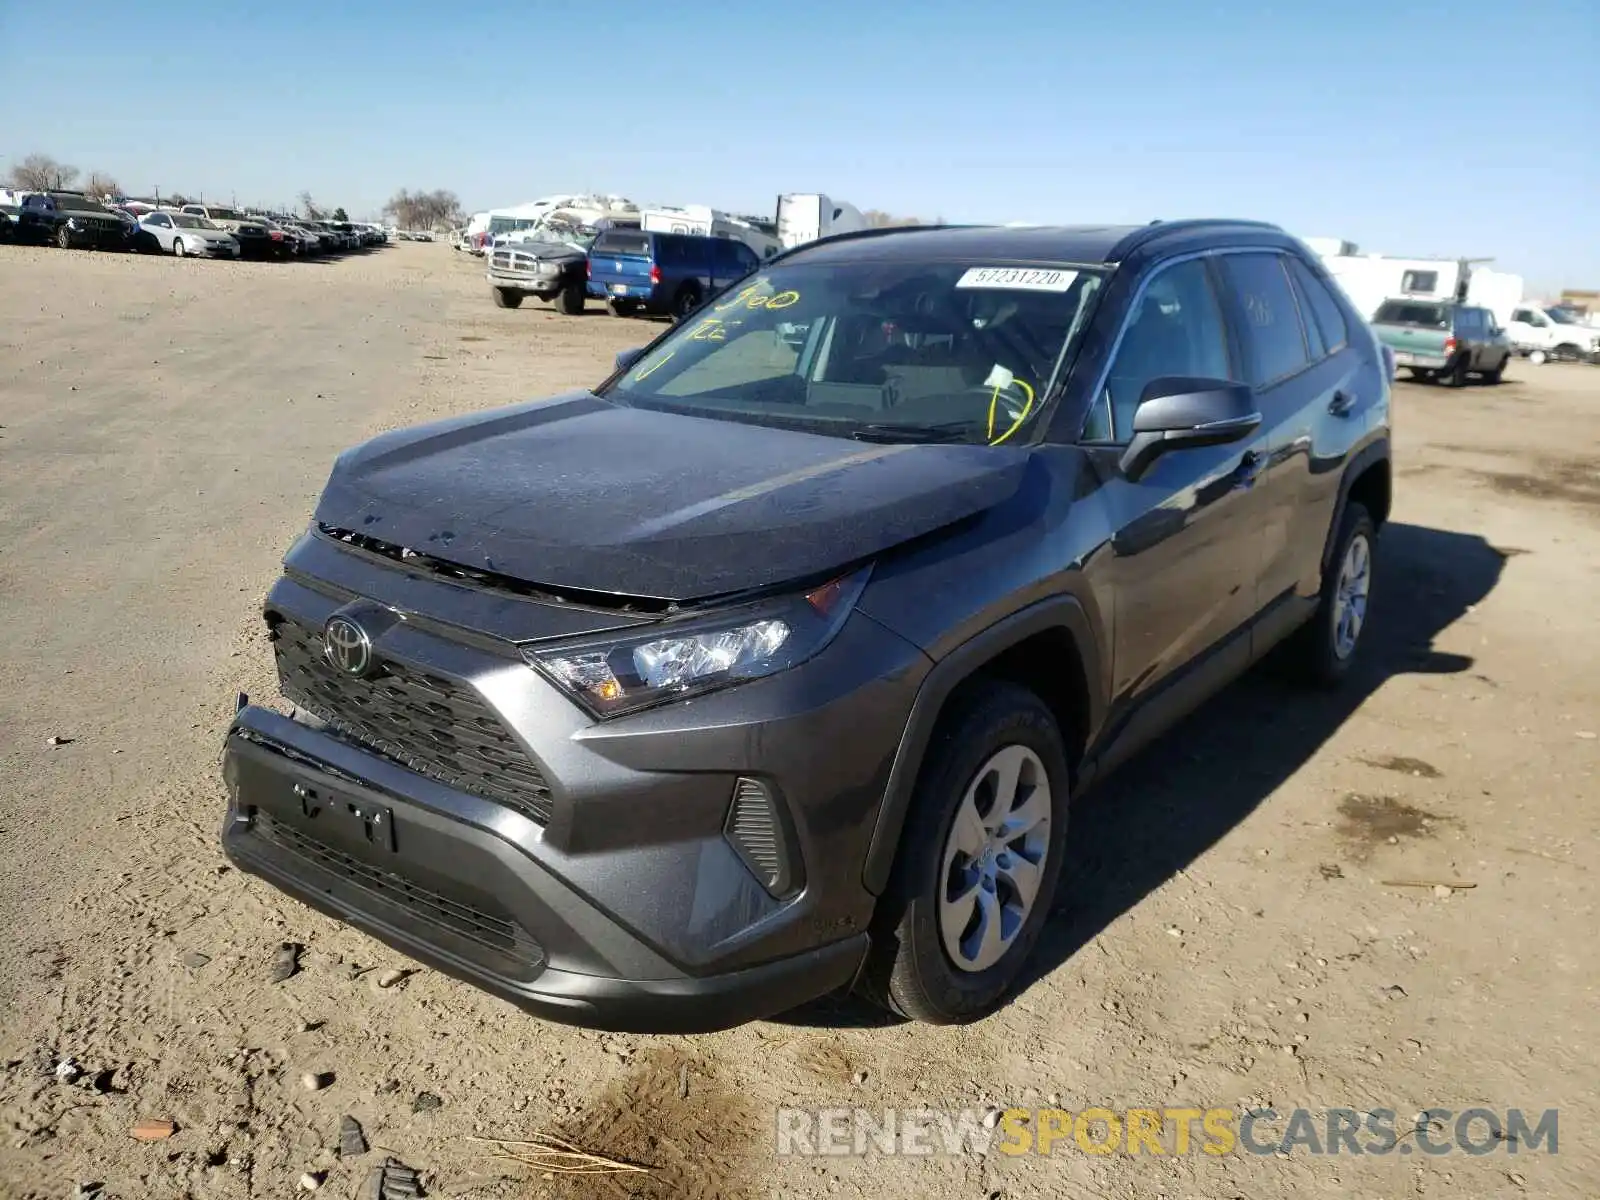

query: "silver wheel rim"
(1333, 532), (1371, 660)
(938, 744), (1051, 973)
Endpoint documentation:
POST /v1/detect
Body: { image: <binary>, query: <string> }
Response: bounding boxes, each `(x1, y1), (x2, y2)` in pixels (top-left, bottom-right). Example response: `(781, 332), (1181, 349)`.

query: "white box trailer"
(776, 193), (867, 249)
(1314, 250), (1523, 327)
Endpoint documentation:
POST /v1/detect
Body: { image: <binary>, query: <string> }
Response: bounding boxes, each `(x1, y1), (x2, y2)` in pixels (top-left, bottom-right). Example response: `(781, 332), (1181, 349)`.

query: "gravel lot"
(1, 242), (1596, 1200)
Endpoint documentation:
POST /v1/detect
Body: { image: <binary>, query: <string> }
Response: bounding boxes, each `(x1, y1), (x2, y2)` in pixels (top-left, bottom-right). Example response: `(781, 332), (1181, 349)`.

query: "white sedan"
(139, 211), (241, 258)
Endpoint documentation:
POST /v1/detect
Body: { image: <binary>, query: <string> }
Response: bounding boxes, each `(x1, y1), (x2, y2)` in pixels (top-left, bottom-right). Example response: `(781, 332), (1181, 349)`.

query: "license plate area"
(610, 283), (629, 296)
(291, 780), (395, 852)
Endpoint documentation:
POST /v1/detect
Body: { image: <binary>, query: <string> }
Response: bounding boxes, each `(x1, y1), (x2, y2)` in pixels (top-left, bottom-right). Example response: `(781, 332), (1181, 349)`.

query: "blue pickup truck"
(587, 229), (761, 320)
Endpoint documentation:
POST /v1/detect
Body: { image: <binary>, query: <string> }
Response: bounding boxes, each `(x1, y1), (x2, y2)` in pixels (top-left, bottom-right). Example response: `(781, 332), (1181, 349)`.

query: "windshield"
(169, 213), (206, 229)
(206, 207), (244, 221)
(53, 193), (108, 213)
(599, 260), (1106, 445)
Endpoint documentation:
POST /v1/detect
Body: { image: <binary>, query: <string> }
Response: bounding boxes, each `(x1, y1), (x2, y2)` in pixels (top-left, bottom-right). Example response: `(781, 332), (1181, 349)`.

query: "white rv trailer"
(1308, 242), (1524, 327)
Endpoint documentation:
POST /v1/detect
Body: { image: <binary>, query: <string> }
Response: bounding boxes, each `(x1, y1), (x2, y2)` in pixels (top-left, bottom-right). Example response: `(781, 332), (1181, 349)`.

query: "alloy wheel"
(1333, 532), (1371, 660)
(937, 744), (1052, 973)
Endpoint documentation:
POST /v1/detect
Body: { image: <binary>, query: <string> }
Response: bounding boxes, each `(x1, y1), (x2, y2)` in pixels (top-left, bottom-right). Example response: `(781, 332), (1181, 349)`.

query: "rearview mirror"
(1118, 377), (1260, 482)
(614, 347), (646, 373)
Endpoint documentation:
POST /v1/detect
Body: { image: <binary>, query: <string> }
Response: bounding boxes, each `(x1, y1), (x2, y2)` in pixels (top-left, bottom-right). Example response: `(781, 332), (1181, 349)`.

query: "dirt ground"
(1, 243), (1596, 1200)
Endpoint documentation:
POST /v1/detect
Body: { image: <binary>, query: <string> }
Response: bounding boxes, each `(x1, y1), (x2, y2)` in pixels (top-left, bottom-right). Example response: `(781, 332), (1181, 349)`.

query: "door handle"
(1328, 390), (1357, 417)
(1231, 450), (1263, 489)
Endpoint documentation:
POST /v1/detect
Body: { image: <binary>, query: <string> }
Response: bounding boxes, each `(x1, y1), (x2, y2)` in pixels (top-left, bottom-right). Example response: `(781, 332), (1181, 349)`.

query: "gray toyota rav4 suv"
(222, 220), (1392, 1031)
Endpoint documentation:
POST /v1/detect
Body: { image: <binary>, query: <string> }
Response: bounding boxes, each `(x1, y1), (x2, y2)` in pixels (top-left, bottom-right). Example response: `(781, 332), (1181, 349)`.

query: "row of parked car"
(0, 189), (391, 260)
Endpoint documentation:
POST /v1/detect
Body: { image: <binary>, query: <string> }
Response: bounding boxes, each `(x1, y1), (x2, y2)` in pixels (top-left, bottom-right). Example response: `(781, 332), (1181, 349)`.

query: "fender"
(860, 593), (1104, 894)
(1320, 435), (1391, 576)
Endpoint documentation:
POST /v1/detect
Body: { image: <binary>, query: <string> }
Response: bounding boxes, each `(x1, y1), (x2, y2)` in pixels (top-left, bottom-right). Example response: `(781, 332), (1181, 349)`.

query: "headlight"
(525, 566), (871, 718)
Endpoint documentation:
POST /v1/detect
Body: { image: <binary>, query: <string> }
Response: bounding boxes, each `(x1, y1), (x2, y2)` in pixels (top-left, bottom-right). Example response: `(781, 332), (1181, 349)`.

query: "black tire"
(1285, 501), (1376, 688)
(556, 280), (585, 315)
(56, 224), (72, 250)
(1481, 354), (1508, 385)
(605, 299), (636, 318)
(672, 285), (702, 322)
(491, 287), (523, 309)
(1437, 355), (1468, 387)
(173, 237), (187, 258)
(860, 680), (1071, 1024)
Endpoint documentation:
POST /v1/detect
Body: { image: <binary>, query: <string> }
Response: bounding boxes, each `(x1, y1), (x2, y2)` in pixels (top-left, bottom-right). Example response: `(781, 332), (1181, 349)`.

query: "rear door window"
(1372, 300), (1450, 328)
(1218, 253), (1311, 386)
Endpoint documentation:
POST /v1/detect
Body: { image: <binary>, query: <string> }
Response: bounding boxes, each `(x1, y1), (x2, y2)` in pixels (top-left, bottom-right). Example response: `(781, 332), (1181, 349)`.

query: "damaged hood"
(313, 393), (1030, 601)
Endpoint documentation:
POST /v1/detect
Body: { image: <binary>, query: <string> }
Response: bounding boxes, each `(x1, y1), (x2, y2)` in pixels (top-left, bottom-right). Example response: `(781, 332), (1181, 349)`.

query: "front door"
(1078, 255), (1268, 737)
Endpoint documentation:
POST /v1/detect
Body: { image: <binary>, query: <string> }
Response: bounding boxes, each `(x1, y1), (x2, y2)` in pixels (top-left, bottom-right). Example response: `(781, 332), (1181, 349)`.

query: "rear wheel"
(860, 681), (1070, 1024)
(491, 287), (523, 309)
(556, 280), (585, 315)
(1438, 354), (1469, 387)
(1286, 501), (1375, 687)
(672, 285), (702, 322)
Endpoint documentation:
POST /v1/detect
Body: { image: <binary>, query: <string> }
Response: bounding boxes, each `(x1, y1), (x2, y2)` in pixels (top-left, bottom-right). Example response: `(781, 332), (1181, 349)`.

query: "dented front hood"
(312, 393), (1029, 601)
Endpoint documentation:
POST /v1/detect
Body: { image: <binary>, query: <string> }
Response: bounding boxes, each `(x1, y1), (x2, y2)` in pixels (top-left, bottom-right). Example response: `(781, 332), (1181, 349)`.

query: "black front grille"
(271, 616), (554, 825)
(255, 812), (541, 967)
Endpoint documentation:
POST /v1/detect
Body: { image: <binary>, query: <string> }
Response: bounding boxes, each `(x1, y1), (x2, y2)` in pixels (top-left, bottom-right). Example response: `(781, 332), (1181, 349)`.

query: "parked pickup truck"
(1506, 305), (1600, 364)
(1370, 299), (1511, 386)
(486, 226), (593, 314)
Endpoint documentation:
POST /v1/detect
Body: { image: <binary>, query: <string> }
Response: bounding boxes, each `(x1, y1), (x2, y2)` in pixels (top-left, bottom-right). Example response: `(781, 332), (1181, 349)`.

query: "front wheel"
(556, 280), (585, 315)
(1481, 354), (1508, 385)
(56, 224), (73, 250)
(1527, 348), (1548, 366)
(173, 237), (187, 257)
(491, 287), (523, 309)
(860, 681), (1070, 1024)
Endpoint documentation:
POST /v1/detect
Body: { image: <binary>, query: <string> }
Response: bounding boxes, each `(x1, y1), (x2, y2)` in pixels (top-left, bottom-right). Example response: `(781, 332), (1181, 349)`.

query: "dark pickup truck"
(1371, 299), (1511, 386)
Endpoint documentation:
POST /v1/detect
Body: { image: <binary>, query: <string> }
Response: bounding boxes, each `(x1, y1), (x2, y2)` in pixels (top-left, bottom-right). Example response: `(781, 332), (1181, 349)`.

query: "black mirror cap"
(1131, 376), (1256, 433)
(614, 347), (646, 373)
(1119, 377), (1260, 482)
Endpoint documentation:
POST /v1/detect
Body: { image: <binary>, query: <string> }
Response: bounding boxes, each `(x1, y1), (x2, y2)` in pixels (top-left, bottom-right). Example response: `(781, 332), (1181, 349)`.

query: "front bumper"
(219, 536), (928, 1030)
(487, 269), (559, 298)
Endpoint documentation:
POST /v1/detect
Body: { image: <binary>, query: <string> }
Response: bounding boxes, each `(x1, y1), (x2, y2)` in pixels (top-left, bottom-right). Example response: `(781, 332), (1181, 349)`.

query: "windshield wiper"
(850, 421), (987, 444)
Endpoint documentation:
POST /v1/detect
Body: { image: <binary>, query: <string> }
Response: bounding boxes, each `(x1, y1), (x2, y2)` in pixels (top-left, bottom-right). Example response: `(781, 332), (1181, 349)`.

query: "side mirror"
(614, 347), (646, 373)
(1119, 377), (1260, 482)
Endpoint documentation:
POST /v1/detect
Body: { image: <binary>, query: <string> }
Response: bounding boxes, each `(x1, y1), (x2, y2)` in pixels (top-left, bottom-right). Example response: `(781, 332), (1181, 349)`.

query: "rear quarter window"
(1373, 301), (1449, 328)
(1287, 257), (1349, 352)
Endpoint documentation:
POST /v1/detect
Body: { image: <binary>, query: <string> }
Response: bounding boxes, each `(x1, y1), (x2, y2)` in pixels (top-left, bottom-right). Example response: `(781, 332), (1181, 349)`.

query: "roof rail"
(1107, 218), (1284, 260)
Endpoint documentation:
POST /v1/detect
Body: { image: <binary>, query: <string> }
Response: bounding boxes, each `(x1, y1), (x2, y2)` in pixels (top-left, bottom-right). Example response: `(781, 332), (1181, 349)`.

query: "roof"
(784, 219), (1288, 268)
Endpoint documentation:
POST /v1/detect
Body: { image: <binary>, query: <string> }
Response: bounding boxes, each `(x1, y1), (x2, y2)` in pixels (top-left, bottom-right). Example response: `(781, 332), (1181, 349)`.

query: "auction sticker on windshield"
(956, 267), (1079, 292)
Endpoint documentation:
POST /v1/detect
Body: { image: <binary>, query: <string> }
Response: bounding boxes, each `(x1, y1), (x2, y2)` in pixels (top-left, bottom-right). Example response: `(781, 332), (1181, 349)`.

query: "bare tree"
(83, 171), (122, 199)
(383, 188), (463, 231)
(8, 153), (80, 191)
(298, 191), (325, 220)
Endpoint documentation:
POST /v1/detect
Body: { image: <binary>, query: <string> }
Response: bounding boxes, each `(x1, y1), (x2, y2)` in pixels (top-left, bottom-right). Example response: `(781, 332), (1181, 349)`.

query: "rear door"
(711, 238), (755, 294)
(1212, 251), (1324, 627)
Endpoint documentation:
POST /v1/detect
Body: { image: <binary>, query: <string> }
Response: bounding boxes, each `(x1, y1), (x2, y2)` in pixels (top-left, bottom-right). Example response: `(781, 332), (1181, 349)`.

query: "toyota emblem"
(323, 615), (373, 677)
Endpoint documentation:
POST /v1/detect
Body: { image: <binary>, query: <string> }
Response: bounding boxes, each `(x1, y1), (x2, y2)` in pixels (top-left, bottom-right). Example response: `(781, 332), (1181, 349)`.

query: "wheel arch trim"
(861, 594), (1103, 895)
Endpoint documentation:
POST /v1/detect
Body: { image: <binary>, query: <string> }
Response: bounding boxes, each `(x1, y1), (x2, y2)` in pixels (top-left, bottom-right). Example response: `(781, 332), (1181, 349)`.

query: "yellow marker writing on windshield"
(632, 350), (674, 382)
(987, 378), (1036, 446)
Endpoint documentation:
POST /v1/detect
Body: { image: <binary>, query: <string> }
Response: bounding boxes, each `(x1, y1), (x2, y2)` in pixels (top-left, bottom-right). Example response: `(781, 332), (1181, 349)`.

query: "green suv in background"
(1371, 299), (1511, 386)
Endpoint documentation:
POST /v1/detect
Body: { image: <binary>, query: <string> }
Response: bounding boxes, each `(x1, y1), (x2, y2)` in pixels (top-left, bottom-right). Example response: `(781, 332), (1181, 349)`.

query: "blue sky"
(3, 0), (1595, 288)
